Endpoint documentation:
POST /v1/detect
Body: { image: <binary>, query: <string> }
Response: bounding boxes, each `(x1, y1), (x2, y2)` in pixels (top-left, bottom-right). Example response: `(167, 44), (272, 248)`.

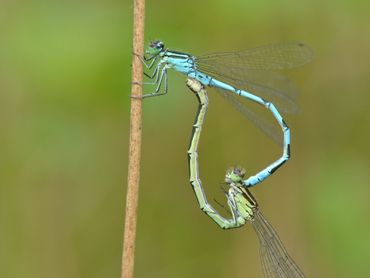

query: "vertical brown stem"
(122, 0), (145, 277)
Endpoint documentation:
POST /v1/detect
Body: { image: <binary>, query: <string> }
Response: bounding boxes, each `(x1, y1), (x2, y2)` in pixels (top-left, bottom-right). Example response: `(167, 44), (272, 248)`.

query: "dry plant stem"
(122, 0), (145, 277)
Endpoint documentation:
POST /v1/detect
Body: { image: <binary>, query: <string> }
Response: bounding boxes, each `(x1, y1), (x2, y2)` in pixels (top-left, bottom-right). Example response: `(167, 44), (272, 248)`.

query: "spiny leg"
(132, 52), (163, 86)
(139, 59), (164, 85)
(133, 52), (158, 69)
(131, 61), (169, 99)
(142, 66), (169, 98)
(226, 192), (241, 225)
(139, 62), (162, 86)
(130, 53), (162, 99)
(144, 63), (160, 79)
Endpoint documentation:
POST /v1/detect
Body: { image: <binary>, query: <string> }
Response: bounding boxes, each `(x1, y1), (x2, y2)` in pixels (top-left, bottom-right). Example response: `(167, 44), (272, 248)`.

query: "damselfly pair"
(137, 41), (311, 277)
(137, 40), (312, 187)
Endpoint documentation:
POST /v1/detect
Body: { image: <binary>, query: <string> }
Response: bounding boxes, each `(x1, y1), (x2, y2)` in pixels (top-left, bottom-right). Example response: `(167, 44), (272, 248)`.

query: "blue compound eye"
(150, 40), (164, 50)
(156, 41), (164, 49)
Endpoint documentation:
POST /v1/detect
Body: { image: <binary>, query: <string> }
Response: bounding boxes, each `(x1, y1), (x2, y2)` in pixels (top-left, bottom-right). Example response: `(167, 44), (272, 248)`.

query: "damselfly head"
(150, 40), (164, 49)
(225, 167), (246, 185)
(146, 40), (165, 55)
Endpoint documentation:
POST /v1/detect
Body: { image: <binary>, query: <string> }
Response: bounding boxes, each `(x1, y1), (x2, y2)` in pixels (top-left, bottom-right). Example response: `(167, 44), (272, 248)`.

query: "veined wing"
(196, 42), (313, 70)
(215, 87), (283, 146)
(196, 42), (312, 113)
(252, 210), (305, 278)
(209, 68), (300, 114)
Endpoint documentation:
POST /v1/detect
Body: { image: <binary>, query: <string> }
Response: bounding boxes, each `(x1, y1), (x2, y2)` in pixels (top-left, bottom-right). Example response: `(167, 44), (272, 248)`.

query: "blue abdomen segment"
(206, 76), (290, 188)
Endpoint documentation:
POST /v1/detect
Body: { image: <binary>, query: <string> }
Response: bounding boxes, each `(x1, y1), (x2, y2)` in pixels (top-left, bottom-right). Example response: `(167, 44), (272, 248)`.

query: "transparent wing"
(196, 42), (312, 114)
(215, 87), (283, 146)
(213, 69), (299, 114)
(197, 42), (313, 70)
(252, 210), (305, 278)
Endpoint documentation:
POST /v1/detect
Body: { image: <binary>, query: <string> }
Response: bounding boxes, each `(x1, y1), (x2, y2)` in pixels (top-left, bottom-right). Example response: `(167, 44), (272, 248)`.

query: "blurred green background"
(1, 0), (370, 277)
